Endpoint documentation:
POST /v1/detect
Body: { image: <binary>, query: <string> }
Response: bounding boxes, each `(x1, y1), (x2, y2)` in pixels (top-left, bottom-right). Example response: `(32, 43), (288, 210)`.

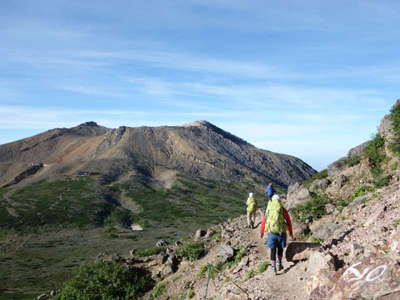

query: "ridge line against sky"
(1, 0), (400, 170)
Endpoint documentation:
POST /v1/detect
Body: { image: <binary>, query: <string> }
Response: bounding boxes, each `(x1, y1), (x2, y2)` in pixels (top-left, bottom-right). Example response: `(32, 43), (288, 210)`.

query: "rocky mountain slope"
(51, 101), (400, 300)
(0, 120), (314, 189)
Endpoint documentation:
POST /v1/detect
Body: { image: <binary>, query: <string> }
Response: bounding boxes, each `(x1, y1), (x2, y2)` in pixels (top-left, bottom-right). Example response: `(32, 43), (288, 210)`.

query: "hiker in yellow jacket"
(246, 192), (257, 229)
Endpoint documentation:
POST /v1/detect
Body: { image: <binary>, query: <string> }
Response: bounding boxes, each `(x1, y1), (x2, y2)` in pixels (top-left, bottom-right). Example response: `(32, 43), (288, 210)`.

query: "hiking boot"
(271, 266), (277, 275)
(278, 262), (284, 271)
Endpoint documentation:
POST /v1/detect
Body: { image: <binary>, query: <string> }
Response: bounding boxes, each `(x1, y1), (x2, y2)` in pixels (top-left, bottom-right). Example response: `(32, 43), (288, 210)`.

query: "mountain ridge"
(0, 120), (315, 189)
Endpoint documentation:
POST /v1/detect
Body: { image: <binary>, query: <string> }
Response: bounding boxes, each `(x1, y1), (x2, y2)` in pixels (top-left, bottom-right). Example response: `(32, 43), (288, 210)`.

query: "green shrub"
(186, 289), (195, 299)
(310, 237), (324, 244)
(177, 241), (205, 261)
(391, 162), (399, 170)
(135, 246), (165, 257)
(148, 283), (166, 300)
(198, 264), (209, 278)
(374, 175), (392, 188)
(56, 261), (154, 300)
(291, 193), (328, 223)
(389, 101), (400, 155)
(244, 269), (257, 281)
(337, 198), (352, 207)
(363, 134), (385, 177)
(346, 155), (361, 167)
(352, 186), (375, 198)
(258, 261), (269, 273)
(338, 186), (375, 208)
(103, 225), (118, 239)
(105, 209), (134, 228)
(304, 169), (328, 187)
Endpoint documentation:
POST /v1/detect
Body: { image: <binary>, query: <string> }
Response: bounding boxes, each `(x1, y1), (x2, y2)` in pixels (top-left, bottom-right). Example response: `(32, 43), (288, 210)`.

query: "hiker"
(246, 192), (257, 229)
(265, 182), (275, 201)
(260, 194), (293, 275)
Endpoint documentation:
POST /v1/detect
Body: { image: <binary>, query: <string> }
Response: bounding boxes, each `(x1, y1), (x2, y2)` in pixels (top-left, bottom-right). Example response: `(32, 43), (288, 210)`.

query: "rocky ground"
(124, 180), (399, 299)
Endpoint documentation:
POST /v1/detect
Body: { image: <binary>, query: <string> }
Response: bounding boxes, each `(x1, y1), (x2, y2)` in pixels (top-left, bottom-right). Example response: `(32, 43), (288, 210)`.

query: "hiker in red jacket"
(260, 194), (293, 275)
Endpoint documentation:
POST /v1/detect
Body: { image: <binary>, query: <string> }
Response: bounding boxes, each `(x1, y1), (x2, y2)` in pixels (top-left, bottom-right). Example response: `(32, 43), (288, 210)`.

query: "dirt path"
(244, 216), (310, 300)
(152, 214), (310, 300)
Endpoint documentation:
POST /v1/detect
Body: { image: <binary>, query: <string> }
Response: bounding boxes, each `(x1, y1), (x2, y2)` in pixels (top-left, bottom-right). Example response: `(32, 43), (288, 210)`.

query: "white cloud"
(58, 85), (129, 98)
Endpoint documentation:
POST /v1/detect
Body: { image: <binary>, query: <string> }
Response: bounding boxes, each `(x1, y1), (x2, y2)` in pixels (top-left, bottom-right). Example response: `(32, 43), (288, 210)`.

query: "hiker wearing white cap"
(246, 192), (257, 229)
(260, 194), (294, 275)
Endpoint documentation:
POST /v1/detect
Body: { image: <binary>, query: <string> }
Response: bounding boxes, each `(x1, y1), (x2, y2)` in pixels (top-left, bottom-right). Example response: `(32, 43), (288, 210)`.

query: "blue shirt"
(266, 185), (274, 197)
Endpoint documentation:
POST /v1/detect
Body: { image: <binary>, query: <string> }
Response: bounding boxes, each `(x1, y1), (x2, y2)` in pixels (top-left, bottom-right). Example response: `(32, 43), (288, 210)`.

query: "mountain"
(0, 120), (315, 231)
(0, 120), (314, 189)
(0, 120), (315, 298)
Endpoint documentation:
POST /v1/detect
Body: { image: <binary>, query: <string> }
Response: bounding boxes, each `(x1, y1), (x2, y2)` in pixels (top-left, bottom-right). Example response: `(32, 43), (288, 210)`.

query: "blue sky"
(1, 0), (400, 170)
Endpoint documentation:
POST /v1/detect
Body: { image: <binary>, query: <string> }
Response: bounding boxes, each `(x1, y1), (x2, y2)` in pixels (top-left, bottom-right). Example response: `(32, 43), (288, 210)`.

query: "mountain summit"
(0, 120), (315, 189)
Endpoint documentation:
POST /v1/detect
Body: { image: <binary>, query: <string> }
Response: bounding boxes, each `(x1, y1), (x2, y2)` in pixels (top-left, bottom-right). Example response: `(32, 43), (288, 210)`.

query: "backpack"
(265, 198), (286, 233)
(246, 196), (256, 213)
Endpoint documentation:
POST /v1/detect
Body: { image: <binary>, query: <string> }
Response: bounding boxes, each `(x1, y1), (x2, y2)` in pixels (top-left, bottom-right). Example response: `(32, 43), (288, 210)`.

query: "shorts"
(266, 232), (287, 249)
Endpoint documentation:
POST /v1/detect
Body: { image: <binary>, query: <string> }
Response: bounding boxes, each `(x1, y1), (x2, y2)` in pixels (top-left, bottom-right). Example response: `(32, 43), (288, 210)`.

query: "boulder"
(327, 157), (347, 177)
(218, 244), (235, 263)
(194, 229), (206, 240)
(156, 240), (168, 247)
(310, 215), (344, 241)
(347, 141), (369, 158)
(160, 264), (174, 277)
(292, 222), (310, 239)
(205, 228), (215, 238)
(311, 253), (400, 299)
(332, 174), (348, 189)
(130, 224), (143, 231)
(379, 110), (399, 156)
(233, 256), (249, 273)
(325, 203), (335, 214)
(389, 232), (400, 258)
(286, 182), (311, 209)
(307, 251), (334, 276)
(379, 114), (396, 142)
(285, 242), (321, 262)
(292, 248), (314, 261)
(309, 178), (330, 193)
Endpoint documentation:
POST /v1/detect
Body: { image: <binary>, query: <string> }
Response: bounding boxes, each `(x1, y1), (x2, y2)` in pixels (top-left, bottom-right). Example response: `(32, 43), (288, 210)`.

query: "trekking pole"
(203, 264), (216, 300)
(232, 281), (250, 299)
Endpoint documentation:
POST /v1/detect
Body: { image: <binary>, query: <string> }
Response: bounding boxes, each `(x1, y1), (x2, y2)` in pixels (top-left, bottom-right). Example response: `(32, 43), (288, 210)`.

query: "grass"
(346, 155), (362, 167)
(123, 175), (259, 242)
(352, 186), (375, 198)
(185, 289), (195, 299)
(374, 175), (392, 188)
(310, 237), (324, 244)
(177, 241), (205, 261)
(291, 193), (329, 223)
(147, 283), (167, 300)
(393, 219), (400, 227)
(0, 174), (263, 298)
(337, 186), (375, 208)
(258, 261), (269, 273)
(1, 177), (133, 230)
(135, 246), (166, 257)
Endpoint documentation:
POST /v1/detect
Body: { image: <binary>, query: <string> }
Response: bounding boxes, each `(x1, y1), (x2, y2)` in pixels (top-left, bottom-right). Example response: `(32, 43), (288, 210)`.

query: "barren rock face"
(0, 121), (316, 189)
(286, 182), (311, 209)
